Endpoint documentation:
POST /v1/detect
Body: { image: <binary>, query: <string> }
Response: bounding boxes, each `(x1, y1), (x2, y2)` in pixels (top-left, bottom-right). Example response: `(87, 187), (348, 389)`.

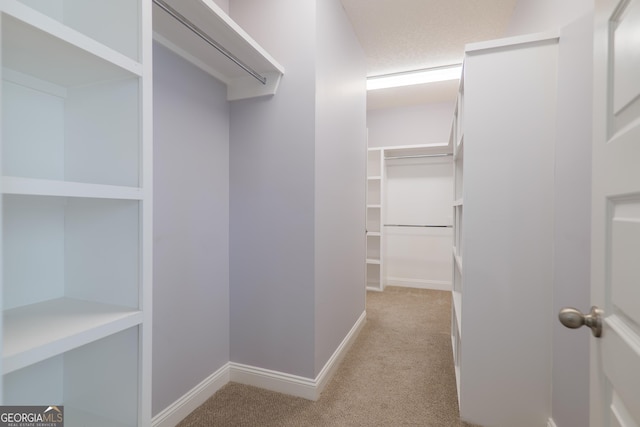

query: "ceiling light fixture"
(366, 65), (462, 91)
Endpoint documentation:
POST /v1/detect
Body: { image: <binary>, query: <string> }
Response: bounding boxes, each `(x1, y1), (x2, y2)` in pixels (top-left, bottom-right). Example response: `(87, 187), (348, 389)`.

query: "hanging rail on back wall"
(152, 0), (268, 85)
(384, 224), (452, 228)
(384, 153), (453, 160)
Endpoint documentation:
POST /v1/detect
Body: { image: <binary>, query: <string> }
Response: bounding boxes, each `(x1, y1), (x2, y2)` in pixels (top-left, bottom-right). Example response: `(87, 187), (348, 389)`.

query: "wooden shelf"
(2, 177), (144, 200)
(3, 298), (142, 374)
(152, 0), (284, 100)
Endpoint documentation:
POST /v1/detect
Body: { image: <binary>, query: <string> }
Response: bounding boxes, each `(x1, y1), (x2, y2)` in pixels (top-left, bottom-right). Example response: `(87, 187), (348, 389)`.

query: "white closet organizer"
(451, 32), (559, 426)
(152, 0), (285, 100)
(1, 0), (152, 426)
(366, 148), (384, 291)
(451, 74), (464, 402)
(366, 144), (452, 292)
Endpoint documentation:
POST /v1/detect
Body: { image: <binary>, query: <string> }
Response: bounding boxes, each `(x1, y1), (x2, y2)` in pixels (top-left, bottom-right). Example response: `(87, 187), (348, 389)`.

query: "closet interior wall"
(152, 42), (230, 416)
(366, 144), (454, 292)
(152, 0), (366, 420)
(229, 0), (366, 380)
(384, 153), (453, 290)
(366, 102), (454, 290)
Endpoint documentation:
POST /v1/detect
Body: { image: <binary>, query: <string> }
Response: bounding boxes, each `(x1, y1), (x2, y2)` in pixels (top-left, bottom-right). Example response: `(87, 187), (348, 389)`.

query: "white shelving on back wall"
(1, 0), (152, 425)
(366, 148), (384, 291)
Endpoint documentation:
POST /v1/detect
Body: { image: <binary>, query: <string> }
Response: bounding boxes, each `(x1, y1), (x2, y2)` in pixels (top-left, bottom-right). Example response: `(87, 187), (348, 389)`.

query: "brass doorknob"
(559, 306), (603, 337)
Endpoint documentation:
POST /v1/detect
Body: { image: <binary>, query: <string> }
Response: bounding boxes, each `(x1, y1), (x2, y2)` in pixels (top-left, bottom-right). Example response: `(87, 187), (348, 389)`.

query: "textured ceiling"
(340, 0), (518, 108)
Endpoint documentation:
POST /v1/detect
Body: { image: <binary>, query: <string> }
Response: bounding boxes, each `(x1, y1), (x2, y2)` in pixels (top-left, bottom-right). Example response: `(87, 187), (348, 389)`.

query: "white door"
(591, 0), (640, 425)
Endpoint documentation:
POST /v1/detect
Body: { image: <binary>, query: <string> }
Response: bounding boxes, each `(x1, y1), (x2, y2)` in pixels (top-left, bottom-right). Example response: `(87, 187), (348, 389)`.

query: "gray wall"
(228, 0), (366, 379)
(314, 0), (367, 375)
(506, 0), (593, 36)
(552, 12), (593, 427)
(367, 102), (455, 148)
(152, 42), (230, 415)
(228, 0), (319, 378)
(214, 0), (229, 13)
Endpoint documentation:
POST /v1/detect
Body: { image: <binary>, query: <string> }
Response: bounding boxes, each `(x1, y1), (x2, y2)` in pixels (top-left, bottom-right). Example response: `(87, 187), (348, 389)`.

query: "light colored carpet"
(177, 287), (480, 426)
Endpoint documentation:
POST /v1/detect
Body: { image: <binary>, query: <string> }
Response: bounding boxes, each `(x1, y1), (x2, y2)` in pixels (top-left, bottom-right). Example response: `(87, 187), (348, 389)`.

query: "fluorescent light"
(367, 65), (462, 91)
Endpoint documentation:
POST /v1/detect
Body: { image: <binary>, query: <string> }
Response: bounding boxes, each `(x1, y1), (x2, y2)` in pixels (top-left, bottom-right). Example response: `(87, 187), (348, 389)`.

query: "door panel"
(610, 200), (640, 325)
(611, 392), (639, 427)
(612, 0), (640, 132)
(593, 0), (640, 426)
(610, 0), (640, 129)
(602, 317), (640, 424)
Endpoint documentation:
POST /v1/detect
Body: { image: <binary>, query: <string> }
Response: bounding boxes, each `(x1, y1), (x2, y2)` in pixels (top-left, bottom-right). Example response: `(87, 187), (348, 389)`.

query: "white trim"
(547, 418), (558, 427)
(229, 362), (317, 400)
(151, 364), (230, 427)
(466, 30), (560, 54)
(2, 176), (144, 200)
(229, 362), (315, 400)
(152, 32), (229, 85)
(378, 142), (450, 151)
(314, 310), (367, 398)
(152, 311), (367, 425)
(3, 68), (67, 98)
(230, 310), (367, 401)
(386, 277), (452, 291)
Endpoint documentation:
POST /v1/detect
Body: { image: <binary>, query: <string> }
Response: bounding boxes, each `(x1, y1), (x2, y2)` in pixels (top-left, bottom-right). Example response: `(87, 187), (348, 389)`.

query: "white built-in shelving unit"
(0, 0), (283, 427)
(1, 0), (152, 425)
(450, 32), (559, 426)
(2, 0), (284, 425)
(450, 70), (464, 402)
(366, 148), (384, 291)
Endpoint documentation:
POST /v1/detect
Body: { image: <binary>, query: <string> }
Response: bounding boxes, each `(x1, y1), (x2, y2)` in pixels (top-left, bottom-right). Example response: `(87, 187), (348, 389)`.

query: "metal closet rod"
(384, 224), (452, 228)
(385, 153), (453, 160)
(153, 0), (267, 85)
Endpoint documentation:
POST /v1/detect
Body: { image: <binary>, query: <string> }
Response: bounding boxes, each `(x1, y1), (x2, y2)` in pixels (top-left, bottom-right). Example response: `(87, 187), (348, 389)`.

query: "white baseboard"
(152, 310), (367, 425)
(314, 309), (367, 398)
(386, 277), (452, 291)
(548, 418), (558, 427)
(228, 362), (317, 400)
(230, 309), (367, 401)
(152, 363), (230, 427)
